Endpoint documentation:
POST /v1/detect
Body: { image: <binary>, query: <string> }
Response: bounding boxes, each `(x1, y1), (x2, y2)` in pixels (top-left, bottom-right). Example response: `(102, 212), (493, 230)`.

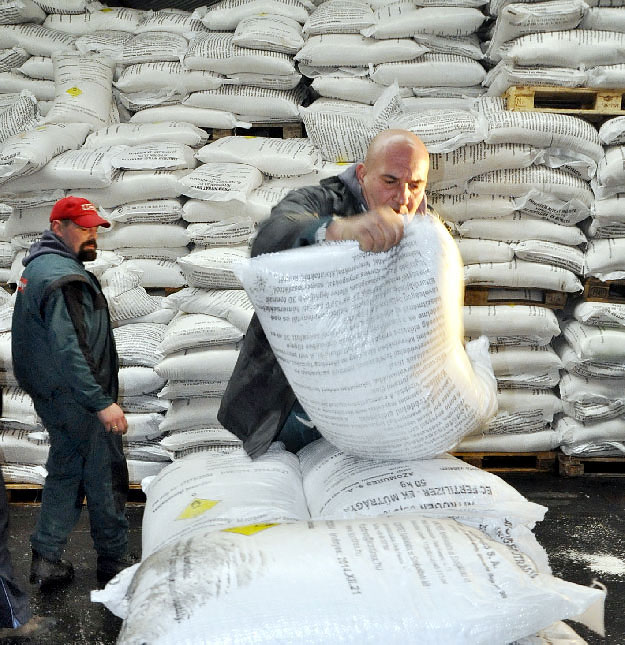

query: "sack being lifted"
(235, 214), (497, 460)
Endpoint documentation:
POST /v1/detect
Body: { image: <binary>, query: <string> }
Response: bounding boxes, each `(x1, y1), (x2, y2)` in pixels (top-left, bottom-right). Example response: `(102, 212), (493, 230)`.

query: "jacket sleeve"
(42, 280), (115, 413)
(252, 186), (336, 257)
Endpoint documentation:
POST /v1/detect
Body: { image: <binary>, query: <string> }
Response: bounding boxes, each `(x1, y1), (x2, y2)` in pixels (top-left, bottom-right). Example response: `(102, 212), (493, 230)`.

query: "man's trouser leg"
(30, 425), (85, 561)
(83, 426), (128, 560)
(0, 471), (31, 628)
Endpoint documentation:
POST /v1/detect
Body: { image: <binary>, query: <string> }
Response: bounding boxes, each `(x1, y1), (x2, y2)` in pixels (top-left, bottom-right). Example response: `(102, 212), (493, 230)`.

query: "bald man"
(218, 130), (431, 458)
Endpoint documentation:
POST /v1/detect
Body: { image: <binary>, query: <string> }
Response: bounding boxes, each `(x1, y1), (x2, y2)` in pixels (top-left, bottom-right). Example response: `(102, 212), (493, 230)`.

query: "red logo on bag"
(17, 277), (27, 292)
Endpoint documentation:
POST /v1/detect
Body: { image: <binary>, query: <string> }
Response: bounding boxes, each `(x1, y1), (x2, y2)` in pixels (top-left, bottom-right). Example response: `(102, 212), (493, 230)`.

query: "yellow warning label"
(222, 523), (279, 536)
(66, 87), (82, 98)
(244, 136), (257, 139)
(100, 7), (113, 11)
(176, 499), (219, 520)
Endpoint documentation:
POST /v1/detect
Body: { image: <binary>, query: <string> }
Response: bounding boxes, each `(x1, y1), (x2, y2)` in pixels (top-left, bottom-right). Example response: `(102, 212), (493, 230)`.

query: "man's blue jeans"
(31, 396), (128, 561)
(277, 400), (321, 454)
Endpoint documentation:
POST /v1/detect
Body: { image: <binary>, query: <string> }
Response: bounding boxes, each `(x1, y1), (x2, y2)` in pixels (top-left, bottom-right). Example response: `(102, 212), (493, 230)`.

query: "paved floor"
(2, 473), (624, 644)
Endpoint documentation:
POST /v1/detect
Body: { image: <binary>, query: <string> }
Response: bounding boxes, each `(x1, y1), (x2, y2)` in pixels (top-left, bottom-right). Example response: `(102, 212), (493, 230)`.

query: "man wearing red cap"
(11, 196), (131, 589)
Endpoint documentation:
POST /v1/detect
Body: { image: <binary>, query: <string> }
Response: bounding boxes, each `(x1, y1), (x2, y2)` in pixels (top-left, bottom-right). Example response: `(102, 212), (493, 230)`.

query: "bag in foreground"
(112, 514), (604, 645)
(235, 215), (497, 460)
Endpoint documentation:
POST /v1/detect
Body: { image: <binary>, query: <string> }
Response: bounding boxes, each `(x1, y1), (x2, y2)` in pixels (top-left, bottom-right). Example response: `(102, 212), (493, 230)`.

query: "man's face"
(356, 143), (429, 217)
(53, 220), (99, 261)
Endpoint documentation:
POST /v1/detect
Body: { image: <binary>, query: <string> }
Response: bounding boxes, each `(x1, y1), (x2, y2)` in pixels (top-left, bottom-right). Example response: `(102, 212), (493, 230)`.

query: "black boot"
(30, 550), (74, 589)
(96, 554), (136, 588)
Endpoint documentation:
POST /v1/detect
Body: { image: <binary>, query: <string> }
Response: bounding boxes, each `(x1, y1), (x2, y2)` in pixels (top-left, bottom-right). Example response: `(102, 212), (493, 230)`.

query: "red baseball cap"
(49, 196), (111, 228)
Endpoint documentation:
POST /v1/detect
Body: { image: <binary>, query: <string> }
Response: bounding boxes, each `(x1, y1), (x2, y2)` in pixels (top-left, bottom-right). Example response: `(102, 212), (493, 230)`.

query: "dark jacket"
(11, 231), (118, 415)
(217, 168), (369, 458)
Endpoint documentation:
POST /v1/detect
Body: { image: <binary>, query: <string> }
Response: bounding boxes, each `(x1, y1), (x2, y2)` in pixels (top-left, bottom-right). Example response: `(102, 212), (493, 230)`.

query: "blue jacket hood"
(23, 230), (79, 267)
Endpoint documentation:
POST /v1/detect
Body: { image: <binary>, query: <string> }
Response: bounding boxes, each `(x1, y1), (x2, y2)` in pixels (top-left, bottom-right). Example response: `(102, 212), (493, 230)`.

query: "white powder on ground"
(564, 551), (625, 576)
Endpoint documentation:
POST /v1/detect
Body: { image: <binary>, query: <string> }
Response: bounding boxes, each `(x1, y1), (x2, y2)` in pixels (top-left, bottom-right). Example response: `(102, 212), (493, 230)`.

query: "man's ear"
(355, 162), (366, 186)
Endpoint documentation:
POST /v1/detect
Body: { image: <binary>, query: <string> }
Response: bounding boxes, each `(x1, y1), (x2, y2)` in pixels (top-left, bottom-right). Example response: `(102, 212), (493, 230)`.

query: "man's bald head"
(356, 129), (429, 216)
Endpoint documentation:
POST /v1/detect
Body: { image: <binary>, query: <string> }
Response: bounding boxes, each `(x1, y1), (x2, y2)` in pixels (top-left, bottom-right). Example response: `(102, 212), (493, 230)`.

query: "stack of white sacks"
(92, 442), (603, 644)
(554, 115), (625, 458)
(426, 94), (599, 453)
(484, 0), (625, 96)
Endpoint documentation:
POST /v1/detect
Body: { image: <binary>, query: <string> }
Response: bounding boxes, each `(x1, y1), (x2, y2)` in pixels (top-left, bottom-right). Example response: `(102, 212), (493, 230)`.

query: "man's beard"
(78, 241), (97, 262)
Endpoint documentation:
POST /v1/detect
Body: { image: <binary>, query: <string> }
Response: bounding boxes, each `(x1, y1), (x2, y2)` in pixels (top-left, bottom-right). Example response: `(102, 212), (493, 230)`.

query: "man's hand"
(326, 206), (405, 253)
(97, 403), (128, 435)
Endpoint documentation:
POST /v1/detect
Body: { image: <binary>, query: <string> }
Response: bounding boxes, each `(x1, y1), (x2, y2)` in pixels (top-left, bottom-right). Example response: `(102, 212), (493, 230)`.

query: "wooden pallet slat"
(464, 286), (568, 309)
(212, 121), (303, 140)
(583, 277), (625, 303)
(451, 450), (557, 473)
(558, 452), (625, 477)
(5, 484), (146, 504)
(505, 85), (625, 117)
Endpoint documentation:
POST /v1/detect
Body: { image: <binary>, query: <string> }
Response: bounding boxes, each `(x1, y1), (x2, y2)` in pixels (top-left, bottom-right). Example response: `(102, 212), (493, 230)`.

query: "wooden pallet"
(558, 452), (625, 477)
(212, 121), (303, 140)
(464, 286), (568, 309)
(505, 85), (625, 118)
(5, 484), (146, 504)
(582, 277), (625, 303)
(451, 451), (557, 473)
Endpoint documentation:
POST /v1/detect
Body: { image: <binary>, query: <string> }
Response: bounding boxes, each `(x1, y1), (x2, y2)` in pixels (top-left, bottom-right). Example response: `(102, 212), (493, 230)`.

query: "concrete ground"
(2, 473), (624, 644)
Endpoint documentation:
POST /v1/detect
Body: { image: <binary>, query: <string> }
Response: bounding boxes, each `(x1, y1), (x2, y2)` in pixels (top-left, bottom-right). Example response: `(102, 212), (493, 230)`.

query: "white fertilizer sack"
(42, 51), (113, 129)
(108, 515), (605, 644)
(129, 104), (247, 130)
(455, 239), (514, 264)
(304, 0), (373, 35)
(236, 216), (497, 460)
(559, 374), (625, 422)
(573, 300), (625, 328)
(44, 7), (143, 34)
(482, 110), (603, 162)
(562, 320), (625, 361)
(585, 238), (625, 280)
(136, 10), (207, 36)
(311, 76), (411, 104)
(119, 366), (166, 398)
(17, 56), (52, 80)
(296, 34), (426, 67)
(0, 48), (30, 72)
(371, 54), (486, 87)
(84, 122), (208, 148)
(196, 0), (311, 31)
(598, 116), (625, 145)
(103, 199), (184, 225)
(73, 170), (188, 209)
(390, 109), (486, 154)
(155, 346), (240, 381)
(123, 259), (186, 289)
(464, 259), (583, 292)
(0, 122), (90, 183)
(233, 14), (303, 54)
(0, 148), (116, 193)
(162, 287), (253, 332)
(115, 62), (225, 95)
(159, 313), (243, 355)
(113, 323), (166, 368)
(556, 337), (625, 379)
(504, 29), (625, 67)
(109, 143), (196, 172)
(158, 397), (222, 434)
(556, 415), (625, 445)
(179, 163), (263, 202)
(454, 430), (563, 452)
(140, 445), (308, 559)
(0, 0), (45, 24)
(363, 6), (486, 38)
(300, 439), (545, 527)
(184, 33), (296, 76)
(0, 24), (75, 57)
(456, 218), (587, 246)
(0, 71), (54, 101)
(183, 85), (306, 120)
(464, 305), (561, 346)
(195, 136), (321, 178)
(0, 91), (39, 144)
(511, 240), (585, 275)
